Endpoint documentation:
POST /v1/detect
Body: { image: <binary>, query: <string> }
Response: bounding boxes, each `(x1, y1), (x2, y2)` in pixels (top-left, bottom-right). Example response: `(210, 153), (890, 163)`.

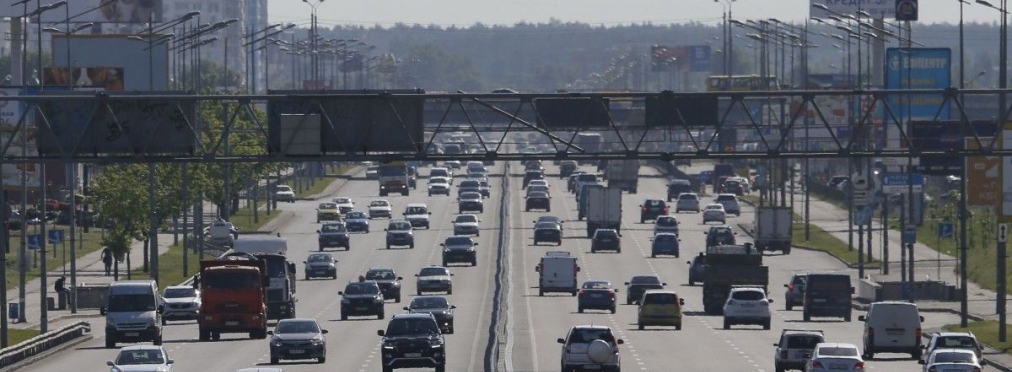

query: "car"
(526, 184), (550, 197)
(107, 345), (174, 372)
(458, 179), (482, 197)
(773, 329), (825, 372)
(650, 232), (680, 258)
(315, 202), (341, 223)
(332, 197), (355, 214)
(427, 177), (451, 196)
(442, 235), (478, 267)
(466, 172), (488, 184)
(368, 199), (393, 219)
(479, 180), (491, 198)
(715, 194), (741, 216)
(920, 348), (982, 372)
(527, 179), (549, 189)
(560, 161), (578, 178)
(384, 220), (414, 249)
(415, 266), (453, 295)
(920, 332), (983, 365)
(339, 281), (385, 320)
(274, 185), (295, 203)
(558, 325), (624, 372)
(639, 199), (669, 223)
(534, 215), (564, 227)
(637, 290), (685, 330)
(429, 167), (452, 184)
(366, 166), (380, 179)
(344, 211), (370, 233)
(590, 229), (621, 253)
(827, 175), (849, 189)
(533, 221), (563, 246)
(402, 203), (431, 229)
(445, 160), (462, 169)
(722, 178), (746, 195)
(674, 193), (700, 213)
(806, 343), (864, 372)
(859, 301), (925, 359)
(802, 274), (853, 321)
(317, 222), (350, 251)
(365, 267), (403, 303)
(667, 179), (693, 201)
(160, 286), (200, 325)
(625, 275), (666, 305)
(524, 159), (544, 172)
(523, 170), (544, 188)
(452, 214), (481, 236)
(404, 296), (456, 334)
(577, 280), (618, 313)
(702, 203), (727, 224)
(705, 225), (737, 247)
(466, 161), (486, 174)
(783, 274), (807, 311)
(458, 191), (484, 213)
(303, 252), (337, 280)
(377, 313), (446, 372)
(686, 253), (707, 285)
(525, 191), (551, 212)
(723, 286), (772, 330)
(567, 172), (585, 193)
(268, 318), (327, 364)
(653, 215), (679, 236)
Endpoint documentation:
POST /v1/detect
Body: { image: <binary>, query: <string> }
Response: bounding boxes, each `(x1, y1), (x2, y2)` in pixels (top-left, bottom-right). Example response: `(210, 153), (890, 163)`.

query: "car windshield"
(405, 206), (428, 214)
(731, 290), (765, 300)
(654, 234), (676, 243)
(411, 297), (449, 310)
(346, 212), (366, 219)
(786, 335), (823, 349)
(630, 276), (661, 285)
(460, 192), (481, 200)
(819, 347), (859, 357)
(307, 254), (333, 263)
(679, 194), (697, 200)
(203, 271), (261, 290)
(528, 185), (548, 192)
(163, 288), (195, 299)
(370, 200), (389, 207)
(107, 294), (157, 312)
(319, 203), (337, 209)
(344, 283), (380, 295)
(366, 270), (396, 280)
(595, 230), (618, 239)
(938, 336), (978, 348)
(567, 328), (616, 344)
(389, 222), (411, 230)
(275, 320), (320, 334)
(717, 195), (736, 201)
(431, 170), (448, 177)
(643, 293), (677, 305)
(536, 222), (558, 229)
(445, 237), (473, 246)
(115, 349), (165, 365)
(334, 198), (351, 204)
(461, 181), (480, 187)
(583, 281), (611, 289)
(455, 215), (478, 223)
(657, 217), (677, 226)
(933, 352), (975, 363)
(538, 216), (561, 224)
(577, 174), (598, 183)
(419, 267), (449, 276)
(386, 317), (440, 336)
(645, 200), (664, 207)
(320, 224), (346, 233)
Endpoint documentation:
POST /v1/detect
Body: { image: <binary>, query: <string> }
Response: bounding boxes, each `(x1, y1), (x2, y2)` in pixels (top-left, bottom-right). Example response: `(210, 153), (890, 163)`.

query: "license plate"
(590, 293), (603, 298)
(124, 332), (139, 337)
(829, 364), (848, 370)
(886, 329), (905, 335)
(288, 349), (304, 354)
(740, 304), (754, 308)
(225, 321), (239, 326)
(584, 365), (601, 370)
(405, 353), (422, 358)
(356, 306), (367, 311)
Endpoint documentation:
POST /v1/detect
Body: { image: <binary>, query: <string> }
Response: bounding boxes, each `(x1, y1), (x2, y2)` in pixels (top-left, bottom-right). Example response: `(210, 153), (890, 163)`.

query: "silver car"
(675, 193), (700, 213)
(558, 325), (624, 371)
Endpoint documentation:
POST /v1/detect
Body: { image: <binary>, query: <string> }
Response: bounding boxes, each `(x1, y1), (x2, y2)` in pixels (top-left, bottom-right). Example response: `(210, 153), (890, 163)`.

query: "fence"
(0, 321), (91, 369)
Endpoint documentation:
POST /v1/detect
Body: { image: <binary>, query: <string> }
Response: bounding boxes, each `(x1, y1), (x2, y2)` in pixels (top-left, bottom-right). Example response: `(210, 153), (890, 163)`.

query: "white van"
(233, 235), (288, 256)
(101, 280), (163, 348)
(207, 219), (237, 247)
(859, 301), (924, 360)
(536, 251), (580, 296)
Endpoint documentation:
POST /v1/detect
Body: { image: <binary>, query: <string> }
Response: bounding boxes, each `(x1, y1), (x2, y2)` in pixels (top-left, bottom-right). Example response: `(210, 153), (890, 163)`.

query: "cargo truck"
(233, 237), (297, 319)
(577, 184), (605, 221)
(754, 206), (793, 254)
(378, 161), (410, 196)
(701, 243), (768, 314)
(197, 253), (269, 341)
(604, 159), (640, 193)
(586, 187), (622, 237)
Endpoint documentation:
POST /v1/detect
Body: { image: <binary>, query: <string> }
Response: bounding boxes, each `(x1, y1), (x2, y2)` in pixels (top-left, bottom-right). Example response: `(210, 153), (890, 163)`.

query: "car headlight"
(374, 297), (384, 303)
(272, 340), (282, 347)
(383, 344), (395, 350)
(106, 318), (116, 326)
(311, 337), (325, 345)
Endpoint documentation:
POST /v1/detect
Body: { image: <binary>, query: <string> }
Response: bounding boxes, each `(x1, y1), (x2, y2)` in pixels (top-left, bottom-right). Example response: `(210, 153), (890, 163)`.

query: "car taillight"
(608, 290), (615, 297)
(663, 206), (669, 212)
(867, 328), (874, 337)
(853, 362), (864, 370)
(915, 328), (922, 339)
(642, 206), (648, 212)
(811, 361), (823, 368)
(579, 290), (585, 296)
(788, 284), (795, 291)
(726, 300), (735, 305)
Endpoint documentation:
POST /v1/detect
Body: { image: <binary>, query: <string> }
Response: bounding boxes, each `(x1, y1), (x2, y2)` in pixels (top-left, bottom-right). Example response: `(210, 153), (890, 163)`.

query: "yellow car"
(316, 202), (341, 223)
(637, 290), (685, 330)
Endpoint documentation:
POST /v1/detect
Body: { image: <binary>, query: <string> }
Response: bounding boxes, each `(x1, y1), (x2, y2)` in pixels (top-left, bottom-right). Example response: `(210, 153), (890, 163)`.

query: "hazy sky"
(268, 0), (1003, 29)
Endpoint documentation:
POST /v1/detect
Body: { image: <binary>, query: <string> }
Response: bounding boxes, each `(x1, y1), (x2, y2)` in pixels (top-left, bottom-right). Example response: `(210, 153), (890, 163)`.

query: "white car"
(403, 203), (431, 229)
(558, 325), (625, 372)
(715, 193), (741, 216)
(526, 184), (550, 198)
(331, 197), (355, 214)
(452, 214), (481, 236)
(921, 348), (982, 372)
(722, 286), (772, 329)
(108, 345), (174, 372)
(653, 215), (679, 236)
(675, 193), (700, 213)
(444, 160), (462, 170)
(274, 185), (295, 203)
(368, 199), (393, 219)
(527, 179), (548, 189)
(702, 204), (727, 224)
(428, 177), (451, 196)
(806, 343), (864, 372)
(160, 286), (200, 325)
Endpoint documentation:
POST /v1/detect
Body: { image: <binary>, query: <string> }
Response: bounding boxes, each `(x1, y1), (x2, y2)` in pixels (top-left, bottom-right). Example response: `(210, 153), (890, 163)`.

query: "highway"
(25, 161), (949, 372)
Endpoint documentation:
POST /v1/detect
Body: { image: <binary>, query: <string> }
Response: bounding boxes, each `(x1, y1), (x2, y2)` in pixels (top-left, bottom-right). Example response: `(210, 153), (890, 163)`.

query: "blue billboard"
(688, 45), (711, 72)
(885, 47), (951, 120)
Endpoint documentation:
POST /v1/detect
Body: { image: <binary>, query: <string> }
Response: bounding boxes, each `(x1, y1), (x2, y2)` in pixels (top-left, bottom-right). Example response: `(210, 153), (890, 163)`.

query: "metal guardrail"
(0, 321), (91, 368)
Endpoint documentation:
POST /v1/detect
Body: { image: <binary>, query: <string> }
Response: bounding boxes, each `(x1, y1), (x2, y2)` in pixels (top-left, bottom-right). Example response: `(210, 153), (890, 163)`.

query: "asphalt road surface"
(24, 161), (947, 372)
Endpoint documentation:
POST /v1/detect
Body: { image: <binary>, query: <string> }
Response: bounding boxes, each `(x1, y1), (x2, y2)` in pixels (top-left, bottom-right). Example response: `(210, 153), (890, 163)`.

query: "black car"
(687, 253), (706, 286)
(365, 268), (403, 303)
(339, 281), (385, 320)
(577, 280), (618, 314)
(404, 296), (456, 334)
(559, 161), (578, 178)
(705, 225), (737, 248)
(441, 236), (478, 267)
(639, 199), (669, 223)
(533, 222), (562, 246)
(624, 275), (666, 305)
(303, 252), (337, 280)
(590, 229), (621, 253)
(523, 170), (544, 188)
(317, 222), (350, 251)
(268, 318), (328, 364)
(377, 313), (446, 372)
(458, 192), (484, 214)
(667, 179), (692, 202)
(525, 191), (551, 212)
(457, 179), (482, 197)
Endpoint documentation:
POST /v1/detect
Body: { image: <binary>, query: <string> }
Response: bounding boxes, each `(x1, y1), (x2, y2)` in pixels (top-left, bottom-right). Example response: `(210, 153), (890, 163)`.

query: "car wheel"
(106, 338), (116, 348)
(534, 240), (539, 245)
(305, 274), (310, 281)
(638, 324), (644, 330)
(212, 332), (221, 341)
(318, 356), (326, 364)
(386, 244), (391, 249)
(689, 279), (695, 286)
(775, 363), (784, 372)
(651, 252), (656, 258)
(271, 357), (279, 364)
(786, 302), (792, 311)
(161, 318), (167, 326)
(417, 289), (422, 296)
(341, 312), (347, 320)
(471, 259), (477, 266)
(557, 241), (562, 246)
(803, 312), (811, 322)
(763, 320), (771, 330)
(378, 311), (385, 319)
(723, 319), (730, 330)
(448, 287), (452, 295)
(610, 307), (616, 314)
(578, 306), (584, 313)
(626, 299), (631, 305)
(675, 324), (682, 331)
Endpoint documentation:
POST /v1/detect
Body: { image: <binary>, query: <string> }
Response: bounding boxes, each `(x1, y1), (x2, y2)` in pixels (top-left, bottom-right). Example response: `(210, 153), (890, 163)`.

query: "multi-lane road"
(25, 161), (947, 371)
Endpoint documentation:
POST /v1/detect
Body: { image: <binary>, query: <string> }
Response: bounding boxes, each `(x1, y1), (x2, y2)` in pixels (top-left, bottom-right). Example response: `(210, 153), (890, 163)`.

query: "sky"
(268, 0), (1005, 29)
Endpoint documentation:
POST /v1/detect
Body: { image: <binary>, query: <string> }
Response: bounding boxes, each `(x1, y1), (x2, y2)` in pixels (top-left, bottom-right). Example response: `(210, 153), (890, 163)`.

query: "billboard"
(908, 120), (997, 175)
(885, 48), (951, 120)
(43, 67), (125, 92)
(0, 87), (39, 188)
(688, 45), (711, 72)
(52, 35), (168, 91)
(810, 0), (896, 19)
(966, 137), (999, 206)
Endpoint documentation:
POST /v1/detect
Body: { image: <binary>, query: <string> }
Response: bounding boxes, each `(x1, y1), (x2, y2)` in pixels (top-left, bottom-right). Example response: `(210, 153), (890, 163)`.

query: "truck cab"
(378, 161), (410, 196)
(198, 255), (269, 341)
(232, 237), (297, 320)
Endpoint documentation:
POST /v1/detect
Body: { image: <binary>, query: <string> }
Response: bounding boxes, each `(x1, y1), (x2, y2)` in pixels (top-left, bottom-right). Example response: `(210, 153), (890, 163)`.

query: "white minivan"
(101, 280), (163, 348)
(536, 251), (580, 296)
(858, 301), (924, 360)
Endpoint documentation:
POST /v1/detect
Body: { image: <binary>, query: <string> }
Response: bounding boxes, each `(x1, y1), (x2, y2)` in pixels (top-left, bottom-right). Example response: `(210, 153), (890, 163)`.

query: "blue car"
(577, 280), (617, 314)
(344, 211), (370, 233)
(650, 233), (680, 258)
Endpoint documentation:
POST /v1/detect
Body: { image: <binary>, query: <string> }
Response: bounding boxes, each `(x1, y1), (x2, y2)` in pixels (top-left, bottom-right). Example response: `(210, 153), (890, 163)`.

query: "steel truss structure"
(0, 89), (1009, 164)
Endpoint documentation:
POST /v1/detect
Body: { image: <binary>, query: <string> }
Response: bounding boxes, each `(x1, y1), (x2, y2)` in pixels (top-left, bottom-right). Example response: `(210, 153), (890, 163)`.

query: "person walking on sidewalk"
(101, 247), (113, 276)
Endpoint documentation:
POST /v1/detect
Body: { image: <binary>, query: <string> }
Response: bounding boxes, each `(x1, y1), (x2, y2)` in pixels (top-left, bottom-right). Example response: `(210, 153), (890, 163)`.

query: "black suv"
(317, 222), (350, 251)
(441, 236), (478, 267)
(667, 179), (692, 202)
(339, 281), (386, 320)
(639, 199), (669, 223)
(590, 229), (621, 253)
(533, 222), (562, 246)
(705, 225), (737, 248)
(365, 267), (403, 303)
(624, 275), (666, 305)
(525, 192), (551, 212)
(523, 170), (544, 188)
(377, 313), (447, 372)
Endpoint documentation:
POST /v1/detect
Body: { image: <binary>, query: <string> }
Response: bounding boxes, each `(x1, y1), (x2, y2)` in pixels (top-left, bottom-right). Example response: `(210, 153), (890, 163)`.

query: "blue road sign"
(882, 172), (924, 193)
(688, 45), (711, 72)
(901, 283), (912, 299)
(902, 225), (917, 245)
(852, 206), (873, 225)
(27, 234), (42, 250)
(885, 48), (951, 120)
(48, 229), (64, 244)
(938, 222), (954, 239)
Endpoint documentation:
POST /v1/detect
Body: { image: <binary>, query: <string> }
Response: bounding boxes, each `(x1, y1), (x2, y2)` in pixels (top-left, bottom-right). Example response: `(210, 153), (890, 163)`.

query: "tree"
(90, 164), (149, 270)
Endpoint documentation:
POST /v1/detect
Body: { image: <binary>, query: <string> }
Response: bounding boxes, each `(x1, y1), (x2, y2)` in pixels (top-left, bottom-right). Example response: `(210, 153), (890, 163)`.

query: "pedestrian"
(101, 248), (113, 276)
(54, 276), (72, 307)
(191, 274), (200, 290)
